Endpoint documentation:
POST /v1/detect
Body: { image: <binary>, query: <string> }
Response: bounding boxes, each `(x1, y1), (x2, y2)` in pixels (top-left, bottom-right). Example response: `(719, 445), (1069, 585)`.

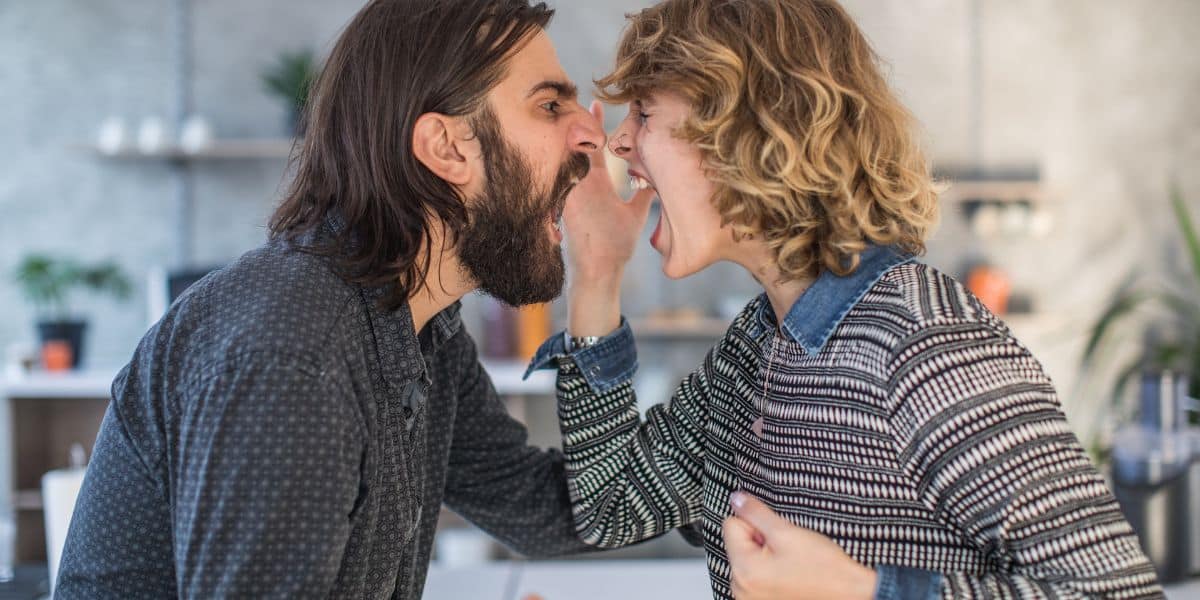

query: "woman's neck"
(731, 239), (812, 328)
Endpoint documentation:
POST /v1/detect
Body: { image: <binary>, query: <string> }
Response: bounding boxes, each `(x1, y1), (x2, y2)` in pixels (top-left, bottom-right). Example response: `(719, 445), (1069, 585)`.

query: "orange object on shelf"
(515, 303), (553, 362)
(966, 265), (1011, 315)
(41, 341), (74, 372)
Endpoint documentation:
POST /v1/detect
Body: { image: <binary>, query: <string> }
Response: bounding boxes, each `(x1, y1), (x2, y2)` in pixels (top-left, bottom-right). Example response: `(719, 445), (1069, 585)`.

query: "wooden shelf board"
(77, 139), (294, 160)
(631, 318), (729, 340)
(14, 488), (43, 511)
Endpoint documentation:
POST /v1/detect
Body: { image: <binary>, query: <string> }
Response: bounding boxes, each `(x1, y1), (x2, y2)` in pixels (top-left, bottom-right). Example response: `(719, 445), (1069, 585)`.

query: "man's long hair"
(269, 0), (553, 310)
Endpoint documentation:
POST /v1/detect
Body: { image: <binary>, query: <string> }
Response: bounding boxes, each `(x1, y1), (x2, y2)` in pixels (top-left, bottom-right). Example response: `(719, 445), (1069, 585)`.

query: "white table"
(426, 560), (1200, 600)
(424, 559), (712, 600)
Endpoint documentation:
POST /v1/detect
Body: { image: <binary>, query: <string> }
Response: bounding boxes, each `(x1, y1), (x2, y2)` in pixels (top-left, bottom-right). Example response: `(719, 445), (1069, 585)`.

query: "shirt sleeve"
(172, 350), (366, 598)
(441, 332), (595, 559)
(528, 320), (711, 548)
(884, 318), (1163, 599)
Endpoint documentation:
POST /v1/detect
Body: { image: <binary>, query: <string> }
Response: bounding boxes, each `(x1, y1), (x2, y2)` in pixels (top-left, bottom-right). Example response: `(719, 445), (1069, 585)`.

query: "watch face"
(570, 336), (599, 351)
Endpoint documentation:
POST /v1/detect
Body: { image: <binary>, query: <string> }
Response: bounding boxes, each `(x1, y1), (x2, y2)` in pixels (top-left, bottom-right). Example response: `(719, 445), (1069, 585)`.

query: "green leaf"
(260, 49), (319, 111)
(13, 255), (131, 316)
(1109, 359), (1144, 419)
(1082, 286), (1151, 366)
(1171, 181), (1200, 290)
(1152, 342), (1187, 371)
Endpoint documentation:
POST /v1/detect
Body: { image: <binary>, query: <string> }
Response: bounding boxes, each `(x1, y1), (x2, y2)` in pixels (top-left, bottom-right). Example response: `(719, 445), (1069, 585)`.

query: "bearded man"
(57, 1), (606, 597)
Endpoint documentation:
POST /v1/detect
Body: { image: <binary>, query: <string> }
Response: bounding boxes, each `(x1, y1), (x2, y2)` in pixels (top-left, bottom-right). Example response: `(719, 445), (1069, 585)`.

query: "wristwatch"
(565, 331), (602, 352)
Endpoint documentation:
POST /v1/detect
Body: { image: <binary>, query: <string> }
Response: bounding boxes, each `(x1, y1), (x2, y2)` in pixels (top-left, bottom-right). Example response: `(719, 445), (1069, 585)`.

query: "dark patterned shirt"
(57, 226), (591, 599)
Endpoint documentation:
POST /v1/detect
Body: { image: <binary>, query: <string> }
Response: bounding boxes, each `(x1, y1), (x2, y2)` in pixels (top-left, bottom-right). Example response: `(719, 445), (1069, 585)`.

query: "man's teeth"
(630, 175), (652, 191)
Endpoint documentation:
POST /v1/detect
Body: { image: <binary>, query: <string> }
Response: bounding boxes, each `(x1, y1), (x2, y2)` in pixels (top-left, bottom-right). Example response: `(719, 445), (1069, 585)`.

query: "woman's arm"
(526, 320), (715, 548)
(884, 317), (1162, 599)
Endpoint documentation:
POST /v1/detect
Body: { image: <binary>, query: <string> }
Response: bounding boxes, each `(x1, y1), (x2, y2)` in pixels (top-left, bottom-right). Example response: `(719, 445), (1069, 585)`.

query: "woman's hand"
(562, 101), (654, 337)
(723, 492), (878, 600)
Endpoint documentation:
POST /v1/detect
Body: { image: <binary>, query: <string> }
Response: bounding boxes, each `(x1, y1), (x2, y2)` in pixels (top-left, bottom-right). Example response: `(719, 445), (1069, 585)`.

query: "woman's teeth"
(630, 175), (653, 191)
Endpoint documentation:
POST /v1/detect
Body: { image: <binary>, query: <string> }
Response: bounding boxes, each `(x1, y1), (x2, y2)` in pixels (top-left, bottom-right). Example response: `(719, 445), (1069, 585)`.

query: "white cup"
(137, 116), (168, 154)
(96, 116), (127, 155)
(179, 115), (214, 154)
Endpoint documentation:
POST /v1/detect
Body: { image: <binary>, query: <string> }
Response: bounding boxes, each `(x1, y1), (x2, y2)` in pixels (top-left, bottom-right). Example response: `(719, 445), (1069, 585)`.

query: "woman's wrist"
(567, 274), (623, 338)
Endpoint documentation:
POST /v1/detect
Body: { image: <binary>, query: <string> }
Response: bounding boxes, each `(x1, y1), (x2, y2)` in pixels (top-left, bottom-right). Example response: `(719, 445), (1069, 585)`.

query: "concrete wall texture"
(2, 1), (1198, 443)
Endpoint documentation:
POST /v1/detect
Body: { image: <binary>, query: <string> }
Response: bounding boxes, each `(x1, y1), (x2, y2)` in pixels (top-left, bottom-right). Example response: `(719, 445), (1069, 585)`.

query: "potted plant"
(260, 48), (321, 136)
(14, 255), (132, 370)
(1082, 183), (1199, 427)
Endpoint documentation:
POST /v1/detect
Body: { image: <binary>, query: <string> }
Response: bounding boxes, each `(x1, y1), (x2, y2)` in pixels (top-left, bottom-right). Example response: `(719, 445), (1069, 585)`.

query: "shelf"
(630, 317), (729, 340)
(77, 138), (294, 161)
(13, 488), (42, 511)
(2, 369), (119, 400)
(942, 179), (1044, 203)
(478, 359), (554, 395)
(933, 165), (1044, 204)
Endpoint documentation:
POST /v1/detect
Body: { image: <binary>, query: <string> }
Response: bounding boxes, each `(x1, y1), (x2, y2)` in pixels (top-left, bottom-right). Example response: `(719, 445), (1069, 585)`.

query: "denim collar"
(751, 245), (914, 355)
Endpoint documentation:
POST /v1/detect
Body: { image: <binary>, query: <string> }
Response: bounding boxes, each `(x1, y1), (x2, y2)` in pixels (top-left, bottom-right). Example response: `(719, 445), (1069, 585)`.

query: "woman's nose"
(608, 130), (632, 157)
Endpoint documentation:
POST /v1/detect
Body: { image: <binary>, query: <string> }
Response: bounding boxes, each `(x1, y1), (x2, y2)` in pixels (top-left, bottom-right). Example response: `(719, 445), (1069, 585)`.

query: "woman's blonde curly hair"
(595, 0), (939, 279)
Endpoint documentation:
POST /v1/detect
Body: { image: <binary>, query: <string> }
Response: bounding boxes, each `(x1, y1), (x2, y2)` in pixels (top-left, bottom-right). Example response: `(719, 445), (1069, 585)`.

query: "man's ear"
(412, 113), (476, 186)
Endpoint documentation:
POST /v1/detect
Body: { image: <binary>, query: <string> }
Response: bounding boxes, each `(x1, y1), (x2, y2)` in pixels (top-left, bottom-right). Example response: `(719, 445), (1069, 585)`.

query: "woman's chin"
(659, 255), (698, 280)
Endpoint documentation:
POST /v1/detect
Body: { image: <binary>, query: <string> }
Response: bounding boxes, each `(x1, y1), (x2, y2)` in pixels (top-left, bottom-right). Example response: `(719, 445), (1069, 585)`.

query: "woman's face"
(609, 92), (730, 279)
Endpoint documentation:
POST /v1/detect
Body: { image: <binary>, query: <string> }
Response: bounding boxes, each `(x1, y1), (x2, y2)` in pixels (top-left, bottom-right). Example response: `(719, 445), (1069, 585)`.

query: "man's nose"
(570, 104), (605, 152)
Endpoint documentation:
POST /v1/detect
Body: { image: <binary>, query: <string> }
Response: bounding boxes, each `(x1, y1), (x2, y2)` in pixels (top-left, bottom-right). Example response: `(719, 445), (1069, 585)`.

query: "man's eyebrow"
(526, 79), (578, 100)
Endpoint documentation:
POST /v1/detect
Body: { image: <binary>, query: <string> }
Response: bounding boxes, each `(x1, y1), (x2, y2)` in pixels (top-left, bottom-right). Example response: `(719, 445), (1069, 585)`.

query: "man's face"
(455, 31), (604, 307)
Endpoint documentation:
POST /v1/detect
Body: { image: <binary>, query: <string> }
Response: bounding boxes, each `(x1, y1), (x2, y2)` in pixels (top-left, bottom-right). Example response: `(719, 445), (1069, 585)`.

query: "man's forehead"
(497, 30), (575, 99)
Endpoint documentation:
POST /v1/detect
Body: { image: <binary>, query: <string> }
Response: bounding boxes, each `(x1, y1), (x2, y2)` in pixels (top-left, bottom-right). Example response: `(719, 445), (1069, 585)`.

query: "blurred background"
(1, 0), (1198, 598)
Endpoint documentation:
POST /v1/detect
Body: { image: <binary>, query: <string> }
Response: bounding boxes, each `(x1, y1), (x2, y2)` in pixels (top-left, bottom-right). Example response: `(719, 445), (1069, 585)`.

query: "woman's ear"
(412, 113), (476, 186)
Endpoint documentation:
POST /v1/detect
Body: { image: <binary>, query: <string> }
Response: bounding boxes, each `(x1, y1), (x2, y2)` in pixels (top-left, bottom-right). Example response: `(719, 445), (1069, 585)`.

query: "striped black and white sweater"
(542, 256), (1161, 599)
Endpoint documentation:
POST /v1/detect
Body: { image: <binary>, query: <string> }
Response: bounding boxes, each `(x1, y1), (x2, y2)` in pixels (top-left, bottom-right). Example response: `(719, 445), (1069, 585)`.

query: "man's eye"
(541, 100), (563, 115)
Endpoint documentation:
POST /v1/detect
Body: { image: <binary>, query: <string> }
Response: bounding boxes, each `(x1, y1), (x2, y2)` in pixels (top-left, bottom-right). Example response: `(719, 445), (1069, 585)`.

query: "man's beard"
(457, 113), (590, 307)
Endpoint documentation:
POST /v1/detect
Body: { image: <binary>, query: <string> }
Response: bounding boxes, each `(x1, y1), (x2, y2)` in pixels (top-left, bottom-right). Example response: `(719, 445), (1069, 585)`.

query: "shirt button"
(589, 366), (601, 377)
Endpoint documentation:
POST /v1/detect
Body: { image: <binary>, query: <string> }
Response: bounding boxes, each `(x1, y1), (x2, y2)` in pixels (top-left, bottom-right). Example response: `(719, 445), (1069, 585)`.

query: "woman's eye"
(637, 111), (650, 125)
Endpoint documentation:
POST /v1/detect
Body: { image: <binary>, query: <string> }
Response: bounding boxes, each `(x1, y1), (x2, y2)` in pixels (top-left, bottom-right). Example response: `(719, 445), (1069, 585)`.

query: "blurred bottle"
(965, 264), (1011, 315)
(1111, 371), (1195, 582)
(515, 303), (552, 362)
(0, 503), (12, 582)
(480, 297), (517, 359)
(43, 443), (88, 597)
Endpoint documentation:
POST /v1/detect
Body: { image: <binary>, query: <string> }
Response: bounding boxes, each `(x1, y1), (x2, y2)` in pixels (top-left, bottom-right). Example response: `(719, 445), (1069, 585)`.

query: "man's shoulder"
(160, 238), (365, 365)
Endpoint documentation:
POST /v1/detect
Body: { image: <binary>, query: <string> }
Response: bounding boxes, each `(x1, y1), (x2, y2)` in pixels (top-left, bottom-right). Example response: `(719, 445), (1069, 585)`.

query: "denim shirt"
(527, 244), (941, 600)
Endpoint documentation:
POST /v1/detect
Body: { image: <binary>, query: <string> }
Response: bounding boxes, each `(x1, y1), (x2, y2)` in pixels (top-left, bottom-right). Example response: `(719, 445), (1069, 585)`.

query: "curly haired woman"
(526, 0), (1163, 598)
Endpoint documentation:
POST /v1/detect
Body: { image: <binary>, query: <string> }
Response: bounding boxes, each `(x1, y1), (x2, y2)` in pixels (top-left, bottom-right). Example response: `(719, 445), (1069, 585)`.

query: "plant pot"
(36, 320), (87, 370)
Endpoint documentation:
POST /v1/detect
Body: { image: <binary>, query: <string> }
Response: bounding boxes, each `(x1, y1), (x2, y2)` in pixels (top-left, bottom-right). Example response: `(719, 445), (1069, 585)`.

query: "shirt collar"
(752, 244), (914, 355)
(313, 214), (464, 384)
